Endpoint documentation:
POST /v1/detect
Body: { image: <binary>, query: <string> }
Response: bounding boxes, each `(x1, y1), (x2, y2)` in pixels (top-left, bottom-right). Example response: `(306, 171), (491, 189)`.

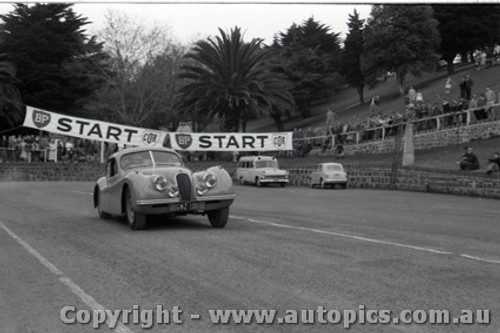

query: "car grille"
(265, 175), (286, 179)
(176, 173), (192, 201)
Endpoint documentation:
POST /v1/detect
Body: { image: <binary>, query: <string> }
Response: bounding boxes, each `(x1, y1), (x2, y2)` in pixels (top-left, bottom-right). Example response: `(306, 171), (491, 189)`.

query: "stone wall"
(287, 163), (500, 199)
(2, 161), (498, 199)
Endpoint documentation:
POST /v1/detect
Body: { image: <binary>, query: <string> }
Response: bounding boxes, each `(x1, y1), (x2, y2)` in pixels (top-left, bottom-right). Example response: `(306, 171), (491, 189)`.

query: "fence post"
(466, 110), (471, 125)
(436, 116), (440, 131)
(356, 132), (360, 144)
(382, 127), (386, 140)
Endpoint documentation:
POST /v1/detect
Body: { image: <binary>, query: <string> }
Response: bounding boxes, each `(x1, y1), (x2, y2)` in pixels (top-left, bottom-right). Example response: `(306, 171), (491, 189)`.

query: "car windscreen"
(120, 151), (153, 170)
(325, 164), (343, 172)
(255, 160), (278, 168)
(151, 151), (183, 166)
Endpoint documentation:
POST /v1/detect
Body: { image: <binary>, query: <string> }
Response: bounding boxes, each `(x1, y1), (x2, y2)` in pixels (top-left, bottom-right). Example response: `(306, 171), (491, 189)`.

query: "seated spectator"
(458, 147), (480, 171)
(485, 152), (500, 175)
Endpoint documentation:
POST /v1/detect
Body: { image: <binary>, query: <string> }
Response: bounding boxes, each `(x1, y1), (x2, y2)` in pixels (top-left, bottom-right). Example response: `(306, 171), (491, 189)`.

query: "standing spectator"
(416, 91), (424, 104)
(444, 77), (453, 95)
(480, 51), (487, 70)
(459, 76), (467, 100)
(468, 95), (479, 123)
(458, 147), (480, 171)
(48, 139), (58, 162)
(464, 75), (473, 100)
(369, 96), (380, 116)
(0, 135), (7, 162)
(485, 86), (496, 120)
(476, 94), (487, 121)
(326, 108), (337, 135)
(408, 86), (417, 104)
(19, 137), (27, 162)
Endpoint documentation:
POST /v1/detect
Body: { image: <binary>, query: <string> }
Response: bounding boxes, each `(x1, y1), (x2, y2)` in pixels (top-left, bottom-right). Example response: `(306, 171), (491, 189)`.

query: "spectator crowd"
(0, 135), (101, 163)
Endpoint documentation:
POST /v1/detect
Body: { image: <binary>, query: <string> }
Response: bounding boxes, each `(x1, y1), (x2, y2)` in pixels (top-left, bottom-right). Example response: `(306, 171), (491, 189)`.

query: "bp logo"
(141, 130), (161, 146)
(272, 134), (287, 150)
(175, 134), (192, 150)
(32, 110), (51, 128)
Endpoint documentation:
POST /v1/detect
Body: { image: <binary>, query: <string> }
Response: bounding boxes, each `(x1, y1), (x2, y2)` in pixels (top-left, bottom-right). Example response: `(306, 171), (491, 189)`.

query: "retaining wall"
(1, 162), (499, 199)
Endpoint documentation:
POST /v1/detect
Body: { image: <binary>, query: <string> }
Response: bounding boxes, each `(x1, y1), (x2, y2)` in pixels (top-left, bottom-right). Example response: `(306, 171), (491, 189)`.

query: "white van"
(236, 155), (289, 187)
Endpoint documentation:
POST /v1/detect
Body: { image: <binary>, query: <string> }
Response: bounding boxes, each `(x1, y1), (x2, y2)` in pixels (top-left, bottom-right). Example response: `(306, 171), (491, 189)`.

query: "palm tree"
(0, 59), (22, 131)
(175, 27), (294, 132)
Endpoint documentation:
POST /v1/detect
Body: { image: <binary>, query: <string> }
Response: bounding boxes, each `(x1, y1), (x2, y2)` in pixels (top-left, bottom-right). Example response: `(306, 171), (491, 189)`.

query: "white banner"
(168, 132), (293, 151)
(23, 106), (167, 147)
(23, 106), (293, 151)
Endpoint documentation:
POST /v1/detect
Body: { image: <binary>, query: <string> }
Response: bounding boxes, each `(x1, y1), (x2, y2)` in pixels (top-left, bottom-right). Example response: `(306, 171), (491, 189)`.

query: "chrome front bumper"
(134, 194), (235, 215)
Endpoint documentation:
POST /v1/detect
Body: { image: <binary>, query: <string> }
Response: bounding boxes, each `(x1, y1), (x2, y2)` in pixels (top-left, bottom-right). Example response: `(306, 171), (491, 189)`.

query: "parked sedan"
(94, 147), (235, 230)
(310, 163), (348, 189)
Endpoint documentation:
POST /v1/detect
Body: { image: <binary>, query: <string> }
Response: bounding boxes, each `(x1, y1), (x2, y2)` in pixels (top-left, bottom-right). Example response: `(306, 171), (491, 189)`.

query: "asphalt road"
(1, 182), (499, 333)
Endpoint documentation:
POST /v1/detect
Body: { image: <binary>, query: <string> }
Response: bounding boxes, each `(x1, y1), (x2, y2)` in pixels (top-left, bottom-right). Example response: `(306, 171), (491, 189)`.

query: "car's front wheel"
(124, 187), (146, 230)
(256, 177), (263, 187)
(208, 207), (229, 228)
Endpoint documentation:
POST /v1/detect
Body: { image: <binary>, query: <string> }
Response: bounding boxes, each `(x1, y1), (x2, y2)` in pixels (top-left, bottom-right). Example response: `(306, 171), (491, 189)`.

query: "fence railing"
(292, 103), (500, 149)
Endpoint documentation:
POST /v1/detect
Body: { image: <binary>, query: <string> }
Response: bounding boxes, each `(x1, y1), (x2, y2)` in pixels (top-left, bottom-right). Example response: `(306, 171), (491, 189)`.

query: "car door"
(101, 158), (122, 215)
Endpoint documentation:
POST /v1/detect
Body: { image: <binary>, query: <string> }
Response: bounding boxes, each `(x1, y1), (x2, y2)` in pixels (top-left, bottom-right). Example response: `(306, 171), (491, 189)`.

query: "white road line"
(230, 215), (500, 265)
(460, 254), (500, 265)
(0, 221), (134, 333)
(230, 215), (452, 255)
(71, 190), (93, 196)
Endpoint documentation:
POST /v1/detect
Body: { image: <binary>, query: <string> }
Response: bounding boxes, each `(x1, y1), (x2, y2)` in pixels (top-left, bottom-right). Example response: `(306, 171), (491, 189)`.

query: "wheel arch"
(93, 185), (99, 208)
(121, 183), (130, 216)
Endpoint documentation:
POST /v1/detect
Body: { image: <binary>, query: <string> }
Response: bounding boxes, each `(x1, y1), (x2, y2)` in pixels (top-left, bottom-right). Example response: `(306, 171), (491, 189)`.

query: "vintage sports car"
(310, 162), (348, 189)
(93, 147), (235, 230)
(235, 155), (289, 187)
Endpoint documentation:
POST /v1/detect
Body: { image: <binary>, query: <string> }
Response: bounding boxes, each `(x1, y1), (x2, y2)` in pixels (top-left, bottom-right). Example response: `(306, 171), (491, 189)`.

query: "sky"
(0, 1), (373, 45)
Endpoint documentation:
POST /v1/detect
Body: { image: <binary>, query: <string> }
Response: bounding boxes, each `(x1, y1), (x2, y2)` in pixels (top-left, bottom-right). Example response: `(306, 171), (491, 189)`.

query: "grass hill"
(248, 63), (500, 171)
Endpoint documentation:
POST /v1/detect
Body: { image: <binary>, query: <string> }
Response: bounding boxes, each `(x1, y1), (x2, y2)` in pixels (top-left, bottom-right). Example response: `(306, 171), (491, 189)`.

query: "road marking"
(0, 221), (135, 333)
(230, 215), (500, 265)
(72, 190), (93, 196)
(230, 215), (452, 255)
(460, 254), (500, 265)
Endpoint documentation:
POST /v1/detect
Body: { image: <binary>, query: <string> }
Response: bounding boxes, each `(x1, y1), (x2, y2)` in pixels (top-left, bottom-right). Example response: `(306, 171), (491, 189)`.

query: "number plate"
(176, 202), (199, 211)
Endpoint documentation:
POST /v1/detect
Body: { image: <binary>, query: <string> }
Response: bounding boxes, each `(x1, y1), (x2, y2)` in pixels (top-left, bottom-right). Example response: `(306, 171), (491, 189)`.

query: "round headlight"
(153, 175), (168, 191)
(197, 184), (208, 196)
(167, 186), (179, 198)
(204, 172), (217, 189)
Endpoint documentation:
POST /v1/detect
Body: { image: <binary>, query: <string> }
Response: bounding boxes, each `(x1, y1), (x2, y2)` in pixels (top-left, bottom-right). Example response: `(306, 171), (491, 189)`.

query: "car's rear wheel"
(124, 187), (146, 230)
(342, 183), (348, 189)
(279, 183), (286, 188)
(95, 189), (111, 219)
(208, 207), (229, 228)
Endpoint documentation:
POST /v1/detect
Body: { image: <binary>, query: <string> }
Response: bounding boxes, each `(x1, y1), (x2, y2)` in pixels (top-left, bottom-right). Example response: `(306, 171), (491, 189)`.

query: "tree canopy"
(0, 3), (106, 116)
(363, 5), (441, 95)
(272, 17), (343, 117)
(340, 10), (366, 104)
(176, 27), (294, 132)
(432, 5), (500, 74)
